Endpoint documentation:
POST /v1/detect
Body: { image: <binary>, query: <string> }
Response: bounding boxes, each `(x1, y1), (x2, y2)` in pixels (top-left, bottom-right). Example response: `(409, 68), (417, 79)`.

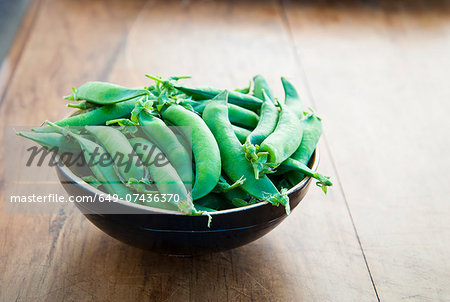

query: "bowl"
(55, 149), (319, 256)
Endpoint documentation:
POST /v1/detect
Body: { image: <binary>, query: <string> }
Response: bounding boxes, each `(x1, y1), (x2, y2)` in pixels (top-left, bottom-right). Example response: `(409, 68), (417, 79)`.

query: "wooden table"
(1, 0), (449, 301)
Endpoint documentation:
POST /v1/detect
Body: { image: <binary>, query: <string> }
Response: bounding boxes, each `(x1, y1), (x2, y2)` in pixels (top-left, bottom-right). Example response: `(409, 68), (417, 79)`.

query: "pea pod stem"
(279, 158), (332, 194)
(213, 175), (246, 193)
(146, 75), (263, 111)
(243, 90), (280, 178)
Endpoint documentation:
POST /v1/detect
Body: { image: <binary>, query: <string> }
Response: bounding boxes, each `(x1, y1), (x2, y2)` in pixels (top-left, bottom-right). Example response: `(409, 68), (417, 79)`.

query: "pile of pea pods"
(18, 75), (332, 216)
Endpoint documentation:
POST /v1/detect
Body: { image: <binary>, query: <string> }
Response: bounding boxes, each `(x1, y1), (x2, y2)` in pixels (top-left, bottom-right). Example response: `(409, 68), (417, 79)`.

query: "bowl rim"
(56, 145), (319, 216)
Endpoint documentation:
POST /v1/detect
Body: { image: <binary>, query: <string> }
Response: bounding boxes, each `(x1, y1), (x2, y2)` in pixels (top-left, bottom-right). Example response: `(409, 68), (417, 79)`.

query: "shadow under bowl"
(56, 149), (319, 256)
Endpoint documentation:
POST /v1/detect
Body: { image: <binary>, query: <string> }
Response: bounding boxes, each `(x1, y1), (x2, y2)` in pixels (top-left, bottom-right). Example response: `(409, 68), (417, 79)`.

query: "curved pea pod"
(244, 90), (279, 147)
(247, 102), (303, 178)
(202, 90), (290, 214)
(286, 111), (323, 185)
(43, 123), (134, 200)
(129, 137), (196, 214)
(232, 125), (251, 144)
(259, 103), (303, 163)
(279, 158), (332, 194)
(183, 100), (259, 129)
(133, 102), (192, 185)
(146, 76), (263, 112)
(175, 85), (262, 111)
(69, 135), (135, 201)
(162, 104), (221, 200)
(17, 132), (81, 154)
(64, 81), (149, 105)
(253, 75), (275, 103)
(33, 98), (138, 133)
(281, 77), (303, 119)
(85, 126), (150, 193)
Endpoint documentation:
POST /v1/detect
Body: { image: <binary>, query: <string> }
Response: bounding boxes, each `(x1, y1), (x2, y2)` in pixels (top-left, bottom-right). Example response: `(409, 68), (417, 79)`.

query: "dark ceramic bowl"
(56, 149), (319, 256)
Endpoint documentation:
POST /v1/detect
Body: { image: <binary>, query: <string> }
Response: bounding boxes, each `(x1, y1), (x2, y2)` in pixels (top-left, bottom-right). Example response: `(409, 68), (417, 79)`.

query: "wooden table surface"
(1, 0), (449, 301)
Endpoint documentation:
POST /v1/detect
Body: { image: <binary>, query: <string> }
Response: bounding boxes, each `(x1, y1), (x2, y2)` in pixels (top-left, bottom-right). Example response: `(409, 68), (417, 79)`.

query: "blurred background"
(0, 0), (449, 301)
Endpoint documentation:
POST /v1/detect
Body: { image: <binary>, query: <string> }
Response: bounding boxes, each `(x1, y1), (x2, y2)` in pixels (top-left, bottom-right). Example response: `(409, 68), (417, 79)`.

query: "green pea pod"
(129, 137), (196, 214)
(286, 111), (323, 185)
(244, 90), (279, 147)
(162, 104), (221, 200)
(146, 75), (263, 112)
(248, 102), (303, 178)
(281, 77), (303, 119)
(202, 90), (290, 214)
(132, 100), (193, 186)
(259, 102), (303, 164)
(232, 125), (251, 144)
(43, 122), (134, 200)
(85, 126), (149, 190)
(253, 75), (275, 103)
(183, 100), (259, 129)
(279, 158), (332, 194)
(33, 98), (138, 133)
(175, 85), (262, 111)
(64, 81), (149, 105)
(17, 131), (81, 154)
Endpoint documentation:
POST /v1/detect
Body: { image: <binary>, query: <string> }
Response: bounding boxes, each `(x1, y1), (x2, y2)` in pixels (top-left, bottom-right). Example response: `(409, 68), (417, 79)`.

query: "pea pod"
(186, 100), (259, 129)
(244, 90), (279, 147)
(259, 103), (303, 164)
(17, 132), (81, 154)
(33, 98), (138, 133)
(202, 91), (290, 213)
(278, 158), (332, 194)
(175, 85), (262, 111)
(44, 122), (134, 200)
(162, 104), (221, 200)
(64, 81), (149, 105)
(281, 77), (303, 119)
(130, 137), (196, 214)
(286, 111), (323, 185)
(131, 99), (193, 185)
(85, 126), (149, 190)
(253, 75), (275, 103)
(146, 75), (263, 111)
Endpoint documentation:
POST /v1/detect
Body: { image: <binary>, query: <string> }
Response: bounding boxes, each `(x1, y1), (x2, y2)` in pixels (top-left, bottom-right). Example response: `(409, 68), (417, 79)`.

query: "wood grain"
(3, 0), (448, 301)
(282, 0), (450, 300)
